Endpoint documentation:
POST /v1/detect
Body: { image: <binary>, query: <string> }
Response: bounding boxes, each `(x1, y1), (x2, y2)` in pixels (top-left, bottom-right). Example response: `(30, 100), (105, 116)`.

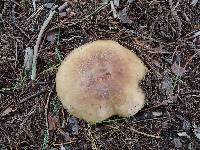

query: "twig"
(20, 104), (37, 127)
(43, 83), (55, 149)
(86, 124), (99, 150)
(10, 0), (23, 8)
(129, 127), (161, 139)
(45, 84), (55, 129)
(32, 0), (37, 11)
(15, 24), (30, 39)
(0, 126), (11, 144)
(83, 2), (110, 20)
(108, 125), (161, 139)
(27, 5), (44, 22)
(19, 88), (47, 104)
(11, 4), (16, 26)
(184, 50), (200, 69)
(31, 2), (68, 80)
(15, 40), (18, 66)
(31, 8), (56, 80)
(110, 1), (117, 18)
(52, 140), (76, 146)
(0, 88), (47, 116)
(191, 0), (199, 6)
(169, 0), (182, 38)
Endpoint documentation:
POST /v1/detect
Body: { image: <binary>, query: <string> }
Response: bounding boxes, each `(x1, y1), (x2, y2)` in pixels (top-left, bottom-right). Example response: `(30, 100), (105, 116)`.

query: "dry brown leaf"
(46, 32), (56, 45)
(171, 62), (186, 76)
(48, 114), (59, 131)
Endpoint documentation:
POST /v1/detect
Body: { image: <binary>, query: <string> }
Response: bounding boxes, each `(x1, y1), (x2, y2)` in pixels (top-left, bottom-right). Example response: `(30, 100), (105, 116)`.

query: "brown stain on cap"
(79, 50), (129, 102)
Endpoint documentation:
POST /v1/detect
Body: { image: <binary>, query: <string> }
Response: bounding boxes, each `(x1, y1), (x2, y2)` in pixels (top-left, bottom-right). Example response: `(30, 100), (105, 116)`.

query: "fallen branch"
(31, 2), (68, 80)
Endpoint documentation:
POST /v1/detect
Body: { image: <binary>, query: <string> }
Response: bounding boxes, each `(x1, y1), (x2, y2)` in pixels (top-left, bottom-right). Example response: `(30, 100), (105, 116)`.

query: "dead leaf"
(113, 0), (119, 6)
(47, 32), (56, 45)
(177, 132), (190, 138)
(44, 3), (54, 9)
(128, 0), (134, 3)
(68, 117), (79, 135)
(191, 0), (199, 6)
(161, 71), (173, 95)
(48, 114), (59, 131)
(173, 138), (182, 148)
(60, 144), (66, 150)
(152, 112), (162, 117)
(59, 12), (67, 17)
(118, 7), (132, 24)
(171, 62), (186, 76)
(193, 30), (200, 37)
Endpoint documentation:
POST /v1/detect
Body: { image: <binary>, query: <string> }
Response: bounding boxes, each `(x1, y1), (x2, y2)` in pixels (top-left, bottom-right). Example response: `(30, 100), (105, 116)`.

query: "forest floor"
(0, 0), (200, 149)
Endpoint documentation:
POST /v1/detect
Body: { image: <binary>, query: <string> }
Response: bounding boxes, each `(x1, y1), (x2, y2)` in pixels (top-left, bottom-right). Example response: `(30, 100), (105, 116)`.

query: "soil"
(0, 0), (200, 149)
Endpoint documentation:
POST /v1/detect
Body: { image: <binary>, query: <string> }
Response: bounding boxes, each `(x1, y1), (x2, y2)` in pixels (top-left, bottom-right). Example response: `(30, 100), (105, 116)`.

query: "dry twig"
(31, 2), (68, 80)
(108, 125), (161, 139)
(169, 0), (182, 38)
(44, 83), (55, 149)
(128, 127), (161, 139)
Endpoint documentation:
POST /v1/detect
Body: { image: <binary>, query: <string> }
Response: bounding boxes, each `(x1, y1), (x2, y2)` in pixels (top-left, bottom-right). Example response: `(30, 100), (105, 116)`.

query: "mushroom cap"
(56, 40), (148, 123)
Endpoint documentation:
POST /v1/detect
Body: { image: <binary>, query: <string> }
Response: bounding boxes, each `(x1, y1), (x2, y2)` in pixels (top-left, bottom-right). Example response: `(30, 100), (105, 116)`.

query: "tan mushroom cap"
(56, 40), (148, 123)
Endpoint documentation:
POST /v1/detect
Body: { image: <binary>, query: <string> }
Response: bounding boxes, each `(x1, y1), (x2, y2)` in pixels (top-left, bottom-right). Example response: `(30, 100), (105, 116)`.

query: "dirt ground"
(0, 0), (200, 149)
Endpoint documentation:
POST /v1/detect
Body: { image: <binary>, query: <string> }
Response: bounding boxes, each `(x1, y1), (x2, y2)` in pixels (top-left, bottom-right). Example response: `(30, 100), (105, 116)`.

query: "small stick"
(110, 1), (117, 18)
(108, 125), (161, 139)
(15, 24), (30, 39)
(27, 5), (44, 22)
(15, 41), (18, 66)
(44, 83), (55, 149)
(129, 127), (161, 139)
(52, 140), (76, 146)
(10, 0), (23, 8)
(184, 51), (200, 69)
(32, 0), (37, 11)
(19, 88), (47, 104)
(45, 84), (55, 128)
(169, 0), (182, 38)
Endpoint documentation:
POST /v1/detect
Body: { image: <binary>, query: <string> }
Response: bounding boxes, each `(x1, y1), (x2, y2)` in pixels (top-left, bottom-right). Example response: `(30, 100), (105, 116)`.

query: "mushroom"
(56, 40), (148, 123)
